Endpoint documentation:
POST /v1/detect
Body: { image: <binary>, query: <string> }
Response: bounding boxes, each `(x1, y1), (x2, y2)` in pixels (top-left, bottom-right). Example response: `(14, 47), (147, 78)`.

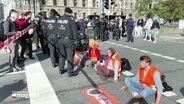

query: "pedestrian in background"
(126, 14), (134, 43)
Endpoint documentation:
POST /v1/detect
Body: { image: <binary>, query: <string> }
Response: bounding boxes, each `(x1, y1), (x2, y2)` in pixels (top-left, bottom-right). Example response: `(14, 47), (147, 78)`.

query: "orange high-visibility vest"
(139, 66), (157, 88)
(112, 53), (122, 77)
(90, 47), (98, 61)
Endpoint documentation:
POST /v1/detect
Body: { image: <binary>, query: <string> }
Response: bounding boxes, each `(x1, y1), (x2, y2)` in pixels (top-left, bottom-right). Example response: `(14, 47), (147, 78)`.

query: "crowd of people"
(90, 13), (161, 43)
(0, 7), (164, 104)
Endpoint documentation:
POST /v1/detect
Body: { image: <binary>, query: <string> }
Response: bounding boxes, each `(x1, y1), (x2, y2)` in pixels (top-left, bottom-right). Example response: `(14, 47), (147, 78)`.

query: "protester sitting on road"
(95, 47), (121, 83)
(121, 55), (163, 104)
(88, 39), (101, 63)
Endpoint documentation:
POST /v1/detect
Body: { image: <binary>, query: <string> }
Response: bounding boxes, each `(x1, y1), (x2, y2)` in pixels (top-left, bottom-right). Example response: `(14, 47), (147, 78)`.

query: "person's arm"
(3, 21), (17, 36)
(154, 71), (163, 104)
(71, 19), (78, 40)
(113, 60), (120, 82)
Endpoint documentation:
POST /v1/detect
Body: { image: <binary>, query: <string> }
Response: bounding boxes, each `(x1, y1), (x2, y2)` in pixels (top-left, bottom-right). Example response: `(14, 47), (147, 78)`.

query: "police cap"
(65, 7), (73, 13)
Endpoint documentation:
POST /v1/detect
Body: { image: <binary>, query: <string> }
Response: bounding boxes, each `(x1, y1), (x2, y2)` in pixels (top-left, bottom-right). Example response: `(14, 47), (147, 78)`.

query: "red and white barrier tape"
(0, 25), (33, 50)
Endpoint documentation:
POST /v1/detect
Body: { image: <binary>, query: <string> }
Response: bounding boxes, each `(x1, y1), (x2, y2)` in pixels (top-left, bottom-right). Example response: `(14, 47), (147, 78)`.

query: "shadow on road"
(0, 62), (10, 75)
(180, 87), (184, 96)
(0, 80), (26, 103)
(127, 98), (148, 104)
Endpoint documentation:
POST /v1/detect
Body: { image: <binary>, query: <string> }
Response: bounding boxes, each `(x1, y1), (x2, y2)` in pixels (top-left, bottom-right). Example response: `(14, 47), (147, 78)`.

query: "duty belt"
(58, 36), (73, 40)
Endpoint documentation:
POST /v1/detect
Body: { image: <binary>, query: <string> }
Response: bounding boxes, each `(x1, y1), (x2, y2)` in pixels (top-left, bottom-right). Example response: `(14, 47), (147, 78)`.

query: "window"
(125, 3), (127, 8)
(93, 0), (95, 7)
(82, 0), (85, 7)
(130, 3), (133, 8)
(42, 0), (46, 5)
(73, 0), (77, 6)
(64, 0), (67, 6)
(74, 12), (77, 20)
(53, 0), (57, 5)
(83, 12), (86, 19)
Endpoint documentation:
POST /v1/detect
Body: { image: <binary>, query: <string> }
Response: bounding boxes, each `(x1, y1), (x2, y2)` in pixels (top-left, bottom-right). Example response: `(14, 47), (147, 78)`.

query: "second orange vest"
(139, 66), (157, 88)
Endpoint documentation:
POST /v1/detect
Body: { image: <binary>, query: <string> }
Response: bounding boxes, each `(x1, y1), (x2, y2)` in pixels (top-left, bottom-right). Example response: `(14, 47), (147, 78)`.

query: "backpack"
(121, 58), (132, 71)
(161, 74), (173, 92)
(0, 21), (7, 42)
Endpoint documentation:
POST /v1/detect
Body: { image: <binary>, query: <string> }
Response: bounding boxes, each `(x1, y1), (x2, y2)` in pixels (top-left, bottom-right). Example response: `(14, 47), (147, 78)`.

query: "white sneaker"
(143, 38), (146, 40)
(153, 41), (156, 43)
(132, 92), (139, 97)
(148, 40), (152, 42)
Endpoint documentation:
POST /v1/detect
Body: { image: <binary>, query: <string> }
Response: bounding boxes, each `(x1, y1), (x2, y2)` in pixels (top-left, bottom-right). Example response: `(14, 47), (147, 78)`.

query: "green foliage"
(135, 0), (184, 20)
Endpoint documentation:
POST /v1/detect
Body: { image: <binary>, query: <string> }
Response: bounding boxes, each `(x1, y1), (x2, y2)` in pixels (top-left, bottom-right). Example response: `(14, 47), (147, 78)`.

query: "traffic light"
(104, 0), (109, 9)
(110, 0), (115, 5)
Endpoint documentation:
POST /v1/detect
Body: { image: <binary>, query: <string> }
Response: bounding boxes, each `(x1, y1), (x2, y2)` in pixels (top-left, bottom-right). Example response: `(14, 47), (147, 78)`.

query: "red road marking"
(82, 86), (121, 104)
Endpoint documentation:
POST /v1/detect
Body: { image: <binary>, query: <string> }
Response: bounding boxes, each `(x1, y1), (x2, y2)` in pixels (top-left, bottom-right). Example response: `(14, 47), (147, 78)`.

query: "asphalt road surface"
(0, 36), (184, 104)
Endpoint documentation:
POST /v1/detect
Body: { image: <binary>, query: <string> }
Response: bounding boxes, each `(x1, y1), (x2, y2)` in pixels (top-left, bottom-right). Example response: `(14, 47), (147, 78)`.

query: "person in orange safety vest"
(95, 47), (121, 83)
(121, 55), (163, 104)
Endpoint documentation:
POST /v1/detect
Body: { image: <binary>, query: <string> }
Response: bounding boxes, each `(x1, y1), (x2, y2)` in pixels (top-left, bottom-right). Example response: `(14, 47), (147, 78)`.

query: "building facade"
(43, 0), (136, 19)
(0, 0), (136, 20)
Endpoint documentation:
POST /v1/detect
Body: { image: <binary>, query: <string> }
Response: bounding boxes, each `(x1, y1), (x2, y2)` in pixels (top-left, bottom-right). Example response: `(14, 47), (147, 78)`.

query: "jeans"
(152, 28), (158, 42)
(125, 77), (155, 98)
(144, 29), (152, 40)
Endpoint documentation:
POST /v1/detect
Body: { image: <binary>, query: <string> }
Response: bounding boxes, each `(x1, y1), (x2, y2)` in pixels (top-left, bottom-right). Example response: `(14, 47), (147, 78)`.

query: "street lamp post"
(33, 0), (36, 16)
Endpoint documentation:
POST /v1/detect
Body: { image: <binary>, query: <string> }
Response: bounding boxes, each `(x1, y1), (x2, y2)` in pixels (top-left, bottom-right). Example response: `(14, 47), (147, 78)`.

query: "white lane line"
(150, 53), (162, 57)
(106, 41), (181, 62)
(139, 50), (150, 54)
(176, 98), (184, 104)
(129, 47), (139, 51)
(161, 56), (176, 60)
(177, 60), (184, 63)
(162, 91), (177, 97)
(25, 54), (60, 104)
(122, 71), (134, 76)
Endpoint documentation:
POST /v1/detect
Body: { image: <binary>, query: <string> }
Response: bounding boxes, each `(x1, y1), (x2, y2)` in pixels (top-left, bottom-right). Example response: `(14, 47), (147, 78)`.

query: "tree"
(135, 0), (154, 15)
(152, 0), (184, 20)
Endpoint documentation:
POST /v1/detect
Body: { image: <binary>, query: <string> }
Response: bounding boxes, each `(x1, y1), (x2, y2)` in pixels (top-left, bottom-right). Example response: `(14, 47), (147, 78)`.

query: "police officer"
(126, 14), (134, 42)
(57, 7), (78, 77)
(100, 15), (107, 41)
(33, 12), (45, 51)
(93, 16), (100, 40)
(43, 9), (59, 68)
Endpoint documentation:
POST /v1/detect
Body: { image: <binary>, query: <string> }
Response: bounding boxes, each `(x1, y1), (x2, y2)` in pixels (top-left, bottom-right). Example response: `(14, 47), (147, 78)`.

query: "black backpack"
(121, 58), (132, 71)
(0, 21), (7, 42)
(161, 75), (173, 92)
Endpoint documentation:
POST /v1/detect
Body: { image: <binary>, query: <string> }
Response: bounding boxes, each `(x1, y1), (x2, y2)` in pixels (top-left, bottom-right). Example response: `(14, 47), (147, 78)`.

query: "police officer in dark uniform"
(57, 7), (78, 77)
(33, 12), (45, 51)
(126, 14), (134, 42)
(43, 9), (59, 68)
(93, 16), (100, 40)
(100, 15), (107, 41)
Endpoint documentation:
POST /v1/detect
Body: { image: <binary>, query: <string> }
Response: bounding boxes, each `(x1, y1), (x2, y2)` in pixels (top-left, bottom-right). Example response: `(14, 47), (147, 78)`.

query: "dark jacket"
(151, 20), (160, 30)
(3, 17), (18, 37)
(43, 16), (58, 39)
(126, 18), (134, 29)
(57, 14), (77, 40)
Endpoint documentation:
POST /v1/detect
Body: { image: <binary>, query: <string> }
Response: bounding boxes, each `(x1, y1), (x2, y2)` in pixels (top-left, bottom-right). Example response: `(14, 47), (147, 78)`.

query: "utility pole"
(33, 0), (36, 16)
(108, 0), (110, 15)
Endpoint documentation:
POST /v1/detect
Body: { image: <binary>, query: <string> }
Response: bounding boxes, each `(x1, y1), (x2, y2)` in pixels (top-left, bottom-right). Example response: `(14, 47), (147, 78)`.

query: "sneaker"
(132, 92), (142, 99)
(121, 86), (129, 92)
(68, 72), (78, 77)
(148, 40), (152, 42)
(59, 69), (67, 74)
(153, 41), (156, 43)
(13, 66), (23, 71)
(29, 57), (35, 60)
(143, 38), (146, 40)
(52, 62), (58, 68)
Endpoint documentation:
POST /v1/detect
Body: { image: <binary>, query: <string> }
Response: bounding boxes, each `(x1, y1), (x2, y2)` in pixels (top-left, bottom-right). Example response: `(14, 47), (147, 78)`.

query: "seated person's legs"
(138, 86), (156, 98)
